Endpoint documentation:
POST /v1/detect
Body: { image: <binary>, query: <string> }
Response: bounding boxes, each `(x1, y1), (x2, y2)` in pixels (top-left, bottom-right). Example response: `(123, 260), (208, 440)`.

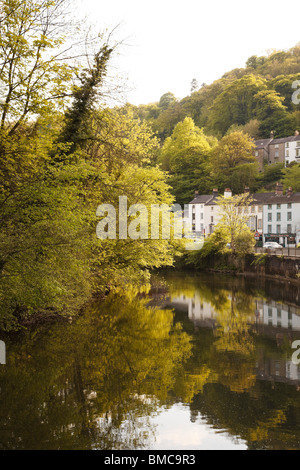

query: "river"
(1, 272), (300, 450)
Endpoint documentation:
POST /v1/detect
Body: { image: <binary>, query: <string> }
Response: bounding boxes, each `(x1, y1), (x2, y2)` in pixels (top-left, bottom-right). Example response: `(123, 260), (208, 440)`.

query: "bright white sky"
(76, 0), (300, 106)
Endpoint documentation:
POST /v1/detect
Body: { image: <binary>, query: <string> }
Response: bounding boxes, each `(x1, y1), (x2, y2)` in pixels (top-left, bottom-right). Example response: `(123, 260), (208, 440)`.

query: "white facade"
(285, 139), (300, 166)
(203, 202), (222, 235)
(189, 187), (300, 245)
(263, 199), (300, 246)
(189, 189), (264, 238)
(247, 203), (264, 234)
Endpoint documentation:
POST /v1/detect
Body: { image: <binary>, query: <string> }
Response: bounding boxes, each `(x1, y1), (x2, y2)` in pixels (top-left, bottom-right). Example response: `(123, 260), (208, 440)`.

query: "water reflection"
(166, 274), (300, 390)
(0, 287), (192, 450)
(163, 273), (300, 449)
(1, 274), (300, 449)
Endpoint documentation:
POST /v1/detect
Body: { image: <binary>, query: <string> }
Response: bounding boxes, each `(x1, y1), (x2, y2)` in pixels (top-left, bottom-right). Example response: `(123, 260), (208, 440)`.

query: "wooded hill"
(129, 44), (300, 142)
(124, 45), (300, 205)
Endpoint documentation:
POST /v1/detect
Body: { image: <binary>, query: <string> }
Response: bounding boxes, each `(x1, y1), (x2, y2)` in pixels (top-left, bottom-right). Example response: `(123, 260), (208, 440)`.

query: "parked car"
(263, 242), (283, 249)
(297, 243), (300, 249)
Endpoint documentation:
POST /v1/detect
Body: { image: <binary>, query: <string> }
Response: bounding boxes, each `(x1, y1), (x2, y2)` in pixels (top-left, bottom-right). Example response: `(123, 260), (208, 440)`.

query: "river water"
(1, 272), (300, 450)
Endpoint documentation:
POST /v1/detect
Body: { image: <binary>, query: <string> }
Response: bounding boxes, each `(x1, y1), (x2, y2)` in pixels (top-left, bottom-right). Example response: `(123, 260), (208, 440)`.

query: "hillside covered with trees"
(126, 45), (300, 204)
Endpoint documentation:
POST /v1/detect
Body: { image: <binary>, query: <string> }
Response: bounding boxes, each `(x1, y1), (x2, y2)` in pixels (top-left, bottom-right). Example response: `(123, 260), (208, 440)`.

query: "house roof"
(254, 135), (300, 148)
(190, 194), (214, 204)
(254, 138), (273, 149)
(270, 136), (300, 145)
(189, 191), (300, 206)
(257, 192), (300, 204)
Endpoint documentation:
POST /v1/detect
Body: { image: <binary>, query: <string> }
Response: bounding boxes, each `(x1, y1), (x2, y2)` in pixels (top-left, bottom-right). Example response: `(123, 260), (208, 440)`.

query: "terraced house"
(188, 183), (300, 247)
(262, 183), (300, 247)
(254, 131), (300, 169)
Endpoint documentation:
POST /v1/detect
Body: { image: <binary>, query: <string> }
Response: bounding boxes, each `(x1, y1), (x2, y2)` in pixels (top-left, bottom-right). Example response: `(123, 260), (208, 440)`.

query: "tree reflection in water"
(2, 274), (300, 450)
(166, 273), (300, 449)
(0, 286), (192, 450)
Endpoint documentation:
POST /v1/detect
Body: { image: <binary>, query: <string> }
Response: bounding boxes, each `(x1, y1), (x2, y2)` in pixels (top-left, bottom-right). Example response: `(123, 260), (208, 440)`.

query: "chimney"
(270, 130), (275, 139)
(295, 130), (299, 136)
(224, 188), (232, 198)
(212, 188), (218, 197)
(287, 187), (293, 197)
(194, 190), (199, 196)
(275, 182), (283, 196)
(244, 186), (250, 194)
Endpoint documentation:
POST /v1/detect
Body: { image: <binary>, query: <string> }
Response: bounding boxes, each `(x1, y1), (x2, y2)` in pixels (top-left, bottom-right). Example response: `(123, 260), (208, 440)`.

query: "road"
(255, 247), (300, 258)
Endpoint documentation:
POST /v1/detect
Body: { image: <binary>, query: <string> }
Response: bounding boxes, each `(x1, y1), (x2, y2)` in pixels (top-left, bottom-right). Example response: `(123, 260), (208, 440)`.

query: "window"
(268, 204), (272, 210)
(275, 151), (279, 158)
(286, 142), (289, 148)
(287, 224), (292, 233)
(297, 149), (300, 157)
(211, 216), (214, 223)
(277, 213), (281, 221)
(277, 307), (282, 318)
(258, 205), (263, 212)
(275, 144), (279, 149)
(268, 225), (272, 233)
(201, 212), (203, 220)
(211, 206), (214, 211)
(287, 212), (292, 221)
(268, 307), (272, 317)
(277, 204), (281, 209)
(255, 151), (258, 156)
(286, 150), (289, 157)
(268, 213), (272, 221)
(277, 225), (281, 234)
(251, 206), (255, 213)
(288, 203), (292, 209)
(258, 219), (262, 229)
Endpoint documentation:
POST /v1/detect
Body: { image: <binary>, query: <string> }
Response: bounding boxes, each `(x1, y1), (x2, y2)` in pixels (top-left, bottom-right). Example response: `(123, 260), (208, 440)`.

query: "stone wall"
(244, 253), (300, 281)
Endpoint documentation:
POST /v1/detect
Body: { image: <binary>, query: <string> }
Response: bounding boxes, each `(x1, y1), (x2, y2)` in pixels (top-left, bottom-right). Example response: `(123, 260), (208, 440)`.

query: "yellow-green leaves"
(0, 0), (74, 131)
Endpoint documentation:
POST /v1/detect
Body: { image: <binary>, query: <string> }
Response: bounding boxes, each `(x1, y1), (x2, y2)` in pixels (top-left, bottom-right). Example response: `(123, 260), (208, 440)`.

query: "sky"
(76, 0), (300, 106)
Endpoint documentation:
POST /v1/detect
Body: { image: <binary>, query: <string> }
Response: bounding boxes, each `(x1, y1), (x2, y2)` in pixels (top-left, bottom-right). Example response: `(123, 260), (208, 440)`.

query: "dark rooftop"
(190, 191), (300, 205)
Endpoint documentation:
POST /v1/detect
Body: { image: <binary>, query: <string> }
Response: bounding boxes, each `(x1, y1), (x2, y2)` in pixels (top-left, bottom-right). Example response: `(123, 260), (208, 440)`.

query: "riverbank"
(176, 251), (300, 284)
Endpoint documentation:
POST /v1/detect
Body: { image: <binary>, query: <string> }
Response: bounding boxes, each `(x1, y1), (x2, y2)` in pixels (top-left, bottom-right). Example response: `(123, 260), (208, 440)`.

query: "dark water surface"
(1, 272), (300, 450)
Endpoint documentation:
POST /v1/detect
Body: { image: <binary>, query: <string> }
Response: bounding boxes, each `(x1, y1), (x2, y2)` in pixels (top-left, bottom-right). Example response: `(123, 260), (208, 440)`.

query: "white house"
(262, 184), (300, 246)
(188, 188), (234, 237)
(285, 133), (300, 166)
(188, 190), (220, 236)
(188, 188), (265, 238)
(188, 182), (300, 246)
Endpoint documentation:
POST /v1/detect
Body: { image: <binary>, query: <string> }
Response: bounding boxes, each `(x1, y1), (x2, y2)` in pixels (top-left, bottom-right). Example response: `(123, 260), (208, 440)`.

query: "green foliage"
(0, 0), (74, 133)
(129, 44), (300, 141)
(251, 253), (268, 266)
(282, 164), (300, 192)
(0, 1), (179, 331)
(159, 117), (217, 204)
(215, 193), (255, 254)
(206, 75), (267, 135)
(158, 92), (177, 109)
(234, 230), (256, 257)
(210, 131), (258, 193)
(254, 162), (285, 191)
